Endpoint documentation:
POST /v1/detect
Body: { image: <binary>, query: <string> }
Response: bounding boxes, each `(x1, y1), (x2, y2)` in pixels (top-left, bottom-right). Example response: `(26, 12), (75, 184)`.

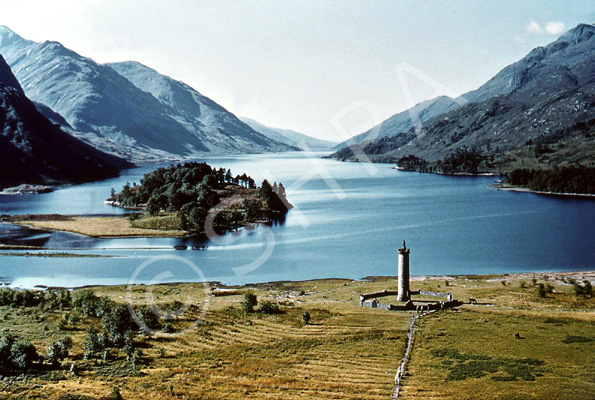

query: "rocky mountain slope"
(239, 117), (336, 150)
(0, 54), (131, 189)
(333, 95), (460, 150)
(331, 24), (595, 171)
(0, 27), (295, 162)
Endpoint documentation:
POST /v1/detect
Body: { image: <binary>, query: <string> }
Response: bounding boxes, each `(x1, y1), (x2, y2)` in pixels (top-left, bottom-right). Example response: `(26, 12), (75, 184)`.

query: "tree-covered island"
(108, 162), (291, 233)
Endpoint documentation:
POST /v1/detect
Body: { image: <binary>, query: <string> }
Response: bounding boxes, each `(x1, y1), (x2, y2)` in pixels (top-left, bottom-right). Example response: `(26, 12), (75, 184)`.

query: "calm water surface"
(1, 152), (594, 287)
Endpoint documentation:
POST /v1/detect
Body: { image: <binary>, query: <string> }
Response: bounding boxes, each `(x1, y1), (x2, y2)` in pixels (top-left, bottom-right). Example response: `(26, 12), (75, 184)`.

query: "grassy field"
(10, 215), (187, 238)
(0, 271), (593, 399)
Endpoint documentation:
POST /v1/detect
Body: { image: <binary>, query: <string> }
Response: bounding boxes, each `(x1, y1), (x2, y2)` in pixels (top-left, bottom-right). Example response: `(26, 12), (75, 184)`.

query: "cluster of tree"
(0, 290), (76, 371)
(73, 291), (173, 363)
(396, 147), (484, 174)
(396, 155), (431, 172)
(433, 147), (484, 174)
(506, 166), (595, 194)
(112, 162), (223, 211)
(260, 179), (290, 215)
(111, 162), (290, 233)
(0, 288), (185, 368)
(0, 288), (72, 310)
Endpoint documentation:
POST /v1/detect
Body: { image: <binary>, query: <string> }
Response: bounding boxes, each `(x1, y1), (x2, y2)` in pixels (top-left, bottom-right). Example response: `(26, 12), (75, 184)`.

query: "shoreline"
(2, 212), (277, 240)
(493, 184), (595, 199)
(4, 215), (189, 238)
(7, 269), (593, 291)
(394, 166), (501, 177)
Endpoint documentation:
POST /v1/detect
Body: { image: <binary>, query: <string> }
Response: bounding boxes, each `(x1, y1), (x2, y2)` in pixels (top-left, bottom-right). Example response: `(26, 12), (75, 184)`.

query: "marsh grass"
(14, 216), (187, 237)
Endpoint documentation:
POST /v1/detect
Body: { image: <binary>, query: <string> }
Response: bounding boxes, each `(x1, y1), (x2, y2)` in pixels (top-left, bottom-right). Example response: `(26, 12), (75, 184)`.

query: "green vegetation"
(241, 292), (258, 313)
(506, 166), (595, 194)
(561, 335), (593, 344)
(397, 147), (485, 174)
(0, 287), (182, 372)
(0, 272), (593, 399)
(432, 348), (546, 382)
(111, 162), (291, 233)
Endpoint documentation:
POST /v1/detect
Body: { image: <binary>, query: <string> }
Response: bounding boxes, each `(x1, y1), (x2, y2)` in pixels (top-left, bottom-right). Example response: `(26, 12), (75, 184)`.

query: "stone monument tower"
(397, 240), (411, 302)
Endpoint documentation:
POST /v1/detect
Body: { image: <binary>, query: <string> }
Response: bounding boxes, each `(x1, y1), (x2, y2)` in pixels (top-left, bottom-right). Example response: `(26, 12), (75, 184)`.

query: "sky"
(0, 0), (593, 142)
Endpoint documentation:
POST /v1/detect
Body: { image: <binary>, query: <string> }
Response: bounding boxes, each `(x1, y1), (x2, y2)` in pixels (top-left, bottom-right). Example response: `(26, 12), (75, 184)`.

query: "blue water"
(1, 152), (594, 288)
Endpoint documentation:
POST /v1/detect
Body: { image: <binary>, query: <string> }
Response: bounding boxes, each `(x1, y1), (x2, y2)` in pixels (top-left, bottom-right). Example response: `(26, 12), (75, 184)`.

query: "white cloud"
(526, 19), (543, 34)
(525, 19), (566, 36)
(544, 22), (566, 35)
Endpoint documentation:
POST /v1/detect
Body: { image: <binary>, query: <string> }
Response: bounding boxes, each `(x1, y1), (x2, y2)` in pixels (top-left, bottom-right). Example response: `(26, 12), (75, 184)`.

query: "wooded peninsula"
(109, 162), (292, 234)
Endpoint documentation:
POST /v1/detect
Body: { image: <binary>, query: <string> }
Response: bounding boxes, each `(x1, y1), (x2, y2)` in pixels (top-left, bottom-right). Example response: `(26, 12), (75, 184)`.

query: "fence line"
(391, 310), (435, 399)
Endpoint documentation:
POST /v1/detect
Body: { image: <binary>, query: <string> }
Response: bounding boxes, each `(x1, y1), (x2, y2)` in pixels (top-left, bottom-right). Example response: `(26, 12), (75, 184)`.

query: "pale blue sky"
(0, 0), (593, 141)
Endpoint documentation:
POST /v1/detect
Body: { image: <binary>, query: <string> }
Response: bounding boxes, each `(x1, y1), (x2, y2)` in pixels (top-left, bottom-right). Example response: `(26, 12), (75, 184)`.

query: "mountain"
(239, 117), (337, 150)
(333, 95), (460, 150)
(0, 26), (296, 162)
(331, 24), (595, 171)
(0, 54), (131, 189)
(107, 61), (297, 154)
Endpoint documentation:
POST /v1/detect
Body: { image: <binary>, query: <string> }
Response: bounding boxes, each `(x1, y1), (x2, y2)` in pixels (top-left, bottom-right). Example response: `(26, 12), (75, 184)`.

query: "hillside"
(331, 24), (595, 173)
(333, 95), (460, 150)
(0, 54), (131, 189)
(0, 27), (296, 162)
(240, 117), (337, 150)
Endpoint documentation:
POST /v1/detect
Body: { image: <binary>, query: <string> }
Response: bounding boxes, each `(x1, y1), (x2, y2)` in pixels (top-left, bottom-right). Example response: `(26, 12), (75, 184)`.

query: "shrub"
(57, 317), (68, 331)
(0, 332), (15, 370)
(136, 305), (160, 331)
(302, 311), (311, 325)
(573, 280), (593, 297)
(161, 322), (174, 333)
(165, 301), (184, 320)
(536, 284), (546, 298)
(242, 293), (257, 313)
(82, 326), (102, 360)
(110, 386), (123, 400)
(72, 290), (100, 317)
(46, 336), (73, 365)
(101, 303), (135, 347)
(259, 301), (280, 314)
(123, 330), (136, 361)
(9, 341), (39, 369)
(0, 332), (39, 370)
(67, 311), (81, 325)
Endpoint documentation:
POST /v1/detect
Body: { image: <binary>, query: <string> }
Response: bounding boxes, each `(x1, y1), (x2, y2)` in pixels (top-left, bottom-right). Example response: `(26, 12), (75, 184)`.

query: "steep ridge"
(331, 24), (595, 168)
(0, 53), (131, 189)
(0, 26), (295, 161)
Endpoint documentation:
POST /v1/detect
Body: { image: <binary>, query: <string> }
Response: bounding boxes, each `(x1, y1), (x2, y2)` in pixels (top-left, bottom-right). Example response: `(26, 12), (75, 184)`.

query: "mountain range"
(239, 117), (336, 150)
(0, 54), (131, 189)
(0, 26), (298, 162)
(331, 24), (595, 172)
